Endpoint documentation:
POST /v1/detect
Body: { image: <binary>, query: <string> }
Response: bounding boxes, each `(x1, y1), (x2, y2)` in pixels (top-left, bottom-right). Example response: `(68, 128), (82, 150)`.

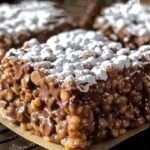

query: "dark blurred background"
(0, 0), (128, 4)
(112, 128), (150, 150)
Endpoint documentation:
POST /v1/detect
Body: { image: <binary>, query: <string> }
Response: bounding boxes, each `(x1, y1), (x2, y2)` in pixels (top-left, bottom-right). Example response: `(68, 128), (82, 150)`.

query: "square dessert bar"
(0, 29), (150, 150)
(94, 0), (150, 48)
(0, 0), (74, 59)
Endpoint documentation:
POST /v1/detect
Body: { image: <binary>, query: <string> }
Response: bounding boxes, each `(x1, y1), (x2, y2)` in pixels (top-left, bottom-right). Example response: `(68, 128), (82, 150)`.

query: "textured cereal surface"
(0, 0), (70, 36)
(5, 29), (150, 91)
(94, 0), (150, 36)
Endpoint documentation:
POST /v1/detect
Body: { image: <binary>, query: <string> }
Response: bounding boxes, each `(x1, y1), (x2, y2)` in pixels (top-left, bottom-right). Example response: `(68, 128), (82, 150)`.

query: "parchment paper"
(0, 116), (149, 150)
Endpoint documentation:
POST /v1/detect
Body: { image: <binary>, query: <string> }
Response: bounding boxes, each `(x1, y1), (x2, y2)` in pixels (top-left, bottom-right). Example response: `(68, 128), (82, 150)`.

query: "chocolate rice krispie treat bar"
(94, 0), (150, 48)
(0, 29), (150, 150)
(0, 0), (73, 59)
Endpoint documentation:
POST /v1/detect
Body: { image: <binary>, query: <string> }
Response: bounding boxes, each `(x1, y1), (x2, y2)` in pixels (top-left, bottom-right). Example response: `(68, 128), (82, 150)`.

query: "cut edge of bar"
(0, 114), (63, 150)
(0, 115), (149, 150)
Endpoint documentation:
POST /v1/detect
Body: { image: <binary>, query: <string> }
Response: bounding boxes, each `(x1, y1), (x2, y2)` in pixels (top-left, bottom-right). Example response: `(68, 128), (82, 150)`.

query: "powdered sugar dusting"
(94, 0), (150, 37)
(0, 0), (71, 36)
(5, 30), (150, 92)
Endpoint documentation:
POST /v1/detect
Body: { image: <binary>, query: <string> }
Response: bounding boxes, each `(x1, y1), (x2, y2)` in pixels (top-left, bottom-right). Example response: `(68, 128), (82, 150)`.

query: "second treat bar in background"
(0, 0), (74, 59)
(94, 0), (150, 48)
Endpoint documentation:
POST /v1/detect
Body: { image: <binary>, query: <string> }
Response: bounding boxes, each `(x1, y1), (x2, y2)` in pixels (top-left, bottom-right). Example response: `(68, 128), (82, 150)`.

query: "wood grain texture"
(0, 124), (42, 150)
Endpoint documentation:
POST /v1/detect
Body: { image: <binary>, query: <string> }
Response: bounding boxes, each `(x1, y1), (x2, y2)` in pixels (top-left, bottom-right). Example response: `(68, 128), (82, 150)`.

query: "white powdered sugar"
(95, 0), (150, 36)
(5, 29), (150, 92)
(0, 0), (70, 36)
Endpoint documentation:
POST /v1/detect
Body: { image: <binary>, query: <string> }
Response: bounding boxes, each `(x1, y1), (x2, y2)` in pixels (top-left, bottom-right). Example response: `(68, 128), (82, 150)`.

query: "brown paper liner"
(0, 116), (149, 150)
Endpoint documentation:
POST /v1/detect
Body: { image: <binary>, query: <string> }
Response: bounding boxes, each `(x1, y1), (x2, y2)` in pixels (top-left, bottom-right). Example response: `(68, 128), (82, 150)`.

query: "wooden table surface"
(0, 124), (44, 150)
